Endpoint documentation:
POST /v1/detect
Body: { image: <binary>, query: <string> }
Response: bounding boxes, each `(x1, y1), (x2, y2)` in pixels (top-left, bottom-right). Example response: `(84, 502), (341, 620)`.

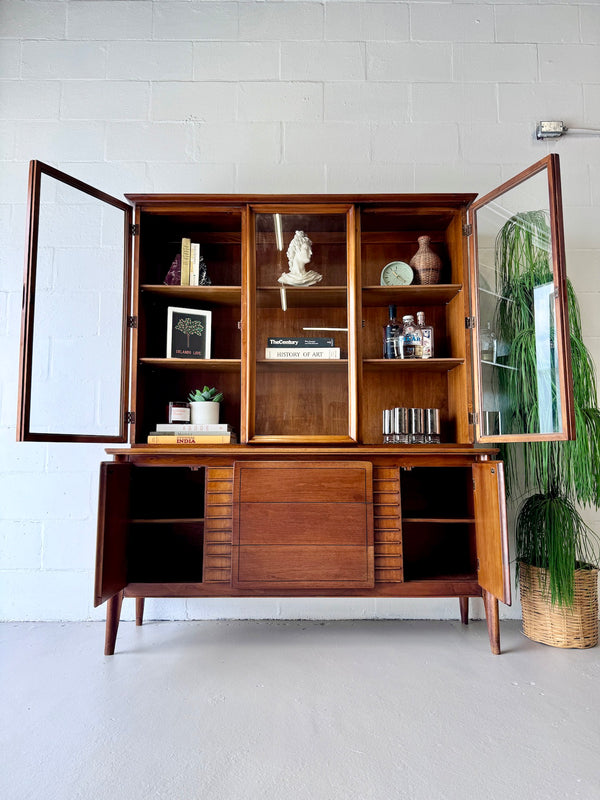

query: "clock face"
(380, 261), (413, 286)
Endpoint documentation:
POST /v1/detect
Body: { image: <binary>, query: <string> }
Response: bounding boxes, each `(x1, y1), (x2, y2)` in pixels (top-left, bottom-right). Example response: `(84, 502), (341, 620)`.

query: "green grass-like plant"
(495, 211), (600, 605)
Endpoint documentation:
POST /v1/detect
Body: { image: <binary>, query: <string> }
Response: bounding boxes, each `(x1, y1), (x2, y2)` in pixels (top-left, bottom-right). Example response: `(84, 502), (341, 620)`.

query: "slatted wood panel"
(203, 467), (234, 583)
(373, 466), (403, 582)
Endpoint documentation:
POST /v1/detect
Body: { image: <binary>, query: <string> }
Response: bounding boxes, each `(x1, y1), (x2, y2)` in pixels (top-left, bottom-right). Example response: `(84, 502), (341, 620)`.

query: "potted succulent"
(495, 211), (600, 647)
(188, 386), (223, 425)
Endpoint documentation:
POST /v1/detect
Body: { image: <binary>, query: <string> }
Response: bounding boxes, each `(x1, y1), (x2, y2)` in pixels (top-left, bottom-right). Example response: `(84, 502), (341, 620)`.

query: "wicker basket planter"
(520, 562), (599, 649)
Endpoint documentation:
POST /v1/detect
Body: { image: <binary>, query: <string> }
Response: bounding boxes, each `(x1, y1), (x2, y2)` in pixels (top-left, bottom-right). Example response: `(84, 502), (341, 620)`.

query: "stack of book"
(180, 237), (203, 286)
(265, 336), (340, 360)
(147, 423), (237, 445)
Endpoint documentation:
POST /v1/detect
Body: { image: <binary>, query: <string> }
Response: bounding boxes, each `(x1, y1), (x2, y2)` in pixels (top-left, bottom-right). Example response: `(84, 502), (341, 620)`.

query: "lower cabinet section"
(95, 448), (511, 656)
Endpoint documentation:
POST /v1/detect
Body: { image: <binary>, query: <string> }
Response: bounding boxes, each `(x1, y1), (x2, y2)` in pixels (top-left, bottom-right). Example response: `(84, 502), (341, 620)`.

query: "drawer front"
(236, 462), (371, 503)
(232, 461), (374, 589)
(237, 502), (368, 546)
(236, 545), (370, 585)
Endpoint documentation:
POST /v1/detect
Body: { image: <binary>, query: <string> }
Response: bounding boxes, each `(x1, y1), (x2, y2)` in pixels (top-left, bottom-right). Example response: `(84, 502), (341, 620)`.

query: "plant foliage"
(495, 211), (600, 605)
(188, 386), (223, 403)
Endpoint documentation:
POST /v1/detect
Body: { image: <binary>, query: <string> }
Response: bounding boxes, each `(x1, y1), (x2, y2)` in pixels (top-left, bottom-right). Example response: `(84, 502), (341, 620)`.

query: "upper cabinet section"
(469, 155), (575, 443)
(18, 161), (574, 448)
(17, 161), (132, 442)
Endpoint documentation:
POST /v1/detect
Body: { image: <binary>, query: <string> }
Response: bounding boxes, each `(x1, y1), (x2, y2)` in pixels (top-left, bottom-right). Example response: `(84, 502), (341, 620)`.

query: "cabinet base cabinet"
(96, 448), (510, 656)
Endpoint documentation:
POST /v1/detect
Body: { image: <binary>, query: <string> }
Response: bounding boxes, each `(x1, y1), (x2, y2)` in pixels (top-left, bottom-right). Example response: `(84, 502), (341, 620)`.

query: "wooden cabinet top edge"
(124, 193), (478, 208)
(105, 444), (499, 457)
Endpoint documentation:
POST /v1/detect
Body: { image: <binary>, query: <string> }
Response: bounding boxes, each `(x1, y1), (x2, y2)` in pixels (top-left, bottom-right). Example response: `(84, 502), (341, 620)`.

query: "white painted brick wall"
(411, 3), (495, 43)
(325, 3), (409, 42)
(1, 0), (599, 623)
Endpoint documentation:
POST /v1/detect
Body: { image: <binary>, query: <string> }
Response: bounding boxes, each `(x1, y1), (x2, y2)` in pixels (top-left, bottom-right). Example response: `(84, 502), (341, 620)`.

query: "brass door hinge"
(130, 224), (140, 236)
(463, 223), (472, 237)
(125, 411), (136, 424)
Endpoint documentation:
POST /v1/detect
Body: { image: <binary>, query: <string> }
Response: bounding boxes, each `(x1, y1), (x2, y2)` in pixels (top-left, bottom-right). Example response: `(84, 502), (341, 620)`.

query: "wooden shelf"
(362, 284), (463, 306)
(141, 285), (241, 305)
(139, 358), (241, 371)
(402, 517), (475, 524)
(130, 518), (204, 524)
(256, 284), (463, 308)
(363, 358), (464, 372)
(257, 358), (348, 370)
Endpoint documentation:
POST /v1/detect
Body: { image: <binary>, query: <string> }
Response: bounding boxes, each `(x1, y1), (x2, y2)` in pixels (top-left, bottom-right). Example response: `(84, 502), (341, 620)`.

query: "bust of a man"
(278, 230), (322, 287)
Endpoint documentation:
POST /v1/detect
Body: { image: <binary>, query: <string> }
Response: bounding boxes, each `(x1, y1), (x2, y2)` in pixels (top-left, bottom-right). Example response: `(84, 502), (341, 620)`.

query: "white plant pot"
(189, 401), (220, 425)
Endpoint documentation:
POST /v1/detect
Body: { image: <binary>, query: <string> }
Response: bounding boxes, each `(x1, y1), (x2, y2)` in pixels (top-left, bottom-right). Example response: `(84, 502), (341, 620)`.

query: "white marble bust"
(278, 230), (322, 287)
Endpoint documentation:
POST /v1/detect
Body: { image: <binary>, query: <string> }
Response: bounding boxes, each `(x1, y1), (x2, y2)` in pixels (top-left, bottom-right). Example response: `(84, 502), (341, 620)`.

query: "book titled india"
(147, 433), (236, 444)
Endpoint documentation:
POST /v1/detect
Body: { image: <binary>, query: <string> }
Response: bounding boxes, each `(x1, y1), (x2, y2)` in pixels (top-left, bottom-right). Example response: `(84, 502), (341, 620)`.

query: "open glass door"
(469, 154), (574, 443)
(18, 161), (132, 442)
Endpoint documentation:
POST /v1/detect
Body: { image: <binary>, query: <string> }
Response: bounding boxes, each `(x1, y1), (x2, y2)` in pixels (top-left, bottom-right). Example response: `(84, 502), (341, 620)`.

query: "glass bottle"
(383, 304), (401, 359)
(416, 311), (434, 359)
(401, 315), (421, 359)
(382, 409), (394, 443)
(480, 321), (497, 363)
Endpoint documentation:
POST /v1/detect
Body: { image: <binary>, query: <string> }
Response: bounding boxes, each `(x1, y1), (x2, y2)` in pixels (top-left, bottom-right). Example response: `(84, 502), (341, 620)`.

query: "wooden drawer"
(232, 461), (374, 589)
(236, 462), (371, 503)
(236, 545), (370, 585)
(237, 502), (369, 546)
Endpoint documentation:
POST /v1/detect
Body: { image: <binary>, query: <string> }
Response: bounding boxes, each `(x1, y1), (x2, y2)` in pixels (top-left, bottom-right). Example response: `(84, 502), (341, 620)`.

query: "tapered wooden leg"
(104, 591), (124, 656)
(135, 597), (145, 626)
(482, 589), (501, 655)
(459, 596), (469, 625)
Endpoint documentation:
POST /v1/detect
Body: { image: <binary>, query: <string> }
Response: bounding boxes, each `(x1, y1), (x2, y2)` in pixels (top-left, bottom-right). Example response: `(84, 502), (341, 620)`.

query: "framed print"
(166, 306), (212, 359)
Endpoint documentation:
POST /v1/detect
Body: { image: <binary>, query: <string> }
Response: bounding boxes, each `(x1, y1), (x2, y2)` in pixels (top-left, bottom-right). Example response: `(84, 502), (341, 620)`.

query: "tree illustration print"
(175, 316), (204, 348)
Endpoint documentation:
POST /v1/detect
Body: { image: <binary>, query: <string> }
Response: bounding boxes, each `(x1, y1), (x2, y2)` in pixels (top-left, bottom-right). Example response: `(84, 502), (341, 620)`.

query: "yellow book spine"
(147, 434), (234, 444)
(180, 237), (191, 285)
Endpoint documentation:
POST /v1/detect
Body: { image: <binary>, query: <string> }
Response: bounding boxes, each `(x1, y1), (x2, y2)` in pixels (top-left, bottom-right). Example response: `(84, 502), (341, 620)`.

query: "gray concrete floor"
(1, 619), (599, 800)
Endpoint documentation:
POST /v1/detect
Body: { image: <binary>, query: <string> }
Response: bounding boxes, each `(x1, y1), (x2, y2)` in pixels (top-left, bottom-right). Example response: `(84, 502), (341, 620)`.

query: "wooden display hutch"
(18, 157), (574, 655)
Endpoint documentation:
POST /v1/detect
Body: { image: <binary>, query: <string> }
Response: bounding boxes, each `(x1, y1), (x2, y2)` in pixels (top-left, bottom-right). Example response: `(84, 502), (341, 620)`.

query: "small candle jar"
(168, 401), (191, 424)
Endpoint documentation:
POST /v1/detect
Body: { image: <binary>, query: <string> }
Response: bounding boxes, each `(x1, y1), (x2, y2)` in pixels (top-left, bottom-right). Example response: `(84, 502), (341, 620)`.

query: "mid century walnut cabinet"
(18, 156), (574, 655)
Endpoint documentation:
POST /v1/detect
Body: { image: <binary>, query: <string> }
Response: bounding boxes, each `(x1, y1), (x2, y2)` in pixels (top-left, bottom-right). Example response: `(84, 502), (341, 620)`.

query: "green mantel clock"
(380, 260), (413, 286)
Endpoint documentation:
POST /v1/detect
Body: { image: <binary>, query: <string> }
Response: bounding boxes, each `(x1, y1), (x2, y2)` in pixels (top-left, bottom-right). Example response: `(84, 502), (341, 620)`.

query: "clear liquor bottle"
(401, 314), (422, 359)
(416, 311), (434, 359)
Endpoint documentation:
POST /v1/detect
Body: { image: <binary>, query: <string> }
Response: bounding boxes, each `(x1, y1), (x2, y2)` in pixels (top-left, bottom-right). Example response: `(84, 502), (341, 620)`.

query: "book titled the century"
(267, 337), (335, 348)
(265, 347), (341, 360)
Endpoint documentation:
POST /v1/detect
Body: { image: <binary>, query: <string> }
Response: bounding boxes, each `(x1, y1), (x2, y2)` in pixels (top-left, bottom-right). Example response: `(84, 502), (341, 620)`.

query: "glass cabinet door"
(469, 155), (575, 443)
(18, 161), (132, 442)
(244, 205), (356, 443)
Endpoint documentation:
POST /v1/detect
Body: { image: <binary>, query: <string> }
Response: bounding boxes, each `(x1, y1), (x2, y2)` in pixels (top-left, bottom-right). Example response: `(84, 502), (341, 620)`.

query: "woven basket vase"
(409, 235), (442, 285)
(519, 562), (599, 649)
